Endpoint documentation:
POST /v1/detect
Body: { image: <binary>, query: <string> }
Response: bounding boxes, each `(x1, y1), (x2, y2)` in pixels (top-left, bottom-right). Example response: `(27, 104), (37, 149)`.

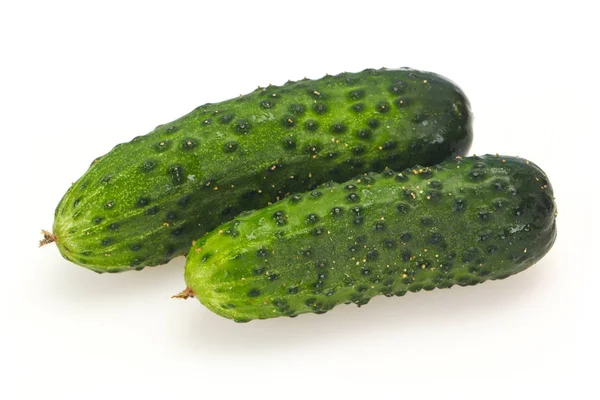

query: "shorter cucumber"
(180, 155), (557, 322)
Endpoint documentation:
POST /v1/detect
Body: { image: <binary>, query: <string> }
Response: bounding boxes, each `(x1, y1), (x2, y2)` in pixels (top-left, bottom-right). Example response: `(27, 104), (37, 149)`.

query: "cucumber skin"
(184, 155), (557, 322)
(53, 68), (472, 272)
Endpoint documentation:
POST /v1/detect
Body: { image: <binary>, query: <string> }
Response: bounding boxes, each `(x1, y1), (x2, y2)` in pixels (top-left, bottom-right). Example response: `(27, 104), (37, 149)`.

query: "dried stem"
(39, 230), (58, 247)
(172, 287), (196, 299)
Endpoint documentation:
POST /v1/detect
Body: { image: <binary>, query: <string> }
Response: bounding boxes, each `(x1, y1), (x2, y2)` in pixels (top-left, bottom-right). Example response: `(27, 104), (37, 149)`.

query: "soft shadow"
(174, 260), (551, 354)
(43, 255), (186, 303)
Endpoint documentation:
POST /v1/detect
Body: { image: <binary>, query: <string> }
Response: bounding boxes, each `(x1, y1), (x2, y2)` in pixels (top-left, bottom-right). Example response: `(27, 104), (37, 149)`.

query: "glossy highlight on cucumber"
(51, 68), (472, 272)
(182, 155), (556, 322)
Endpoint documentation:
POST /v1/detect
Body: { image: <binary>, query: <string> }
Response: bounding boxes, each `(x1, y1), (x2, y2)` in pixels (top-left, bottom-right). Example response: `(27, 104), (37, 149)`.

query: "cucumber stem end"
(39, 230), (58, 247)
(172, 287), (195, 300)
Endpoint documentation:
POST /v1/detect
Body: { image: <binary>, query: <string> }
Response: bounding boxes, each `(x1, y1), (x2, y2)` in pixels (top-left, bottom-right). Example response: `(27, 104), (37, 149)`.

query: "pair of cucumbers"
(47, 68), (557, 322)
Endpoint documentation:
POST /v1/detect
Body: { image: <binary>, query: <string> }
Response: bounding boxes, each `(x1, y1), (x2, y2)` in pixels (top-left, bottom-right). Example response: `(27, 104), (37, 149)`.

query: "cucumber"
(50, 68), (472, 272)
(181, 155), (557, 322)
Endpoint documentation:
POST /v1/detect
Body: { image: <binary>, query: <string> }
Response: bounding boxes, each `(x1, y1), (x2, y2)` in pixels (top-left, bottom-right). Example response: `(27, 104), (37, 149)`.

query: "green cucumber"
(181, 155), (557, 322)
(50, 68), (472, 272)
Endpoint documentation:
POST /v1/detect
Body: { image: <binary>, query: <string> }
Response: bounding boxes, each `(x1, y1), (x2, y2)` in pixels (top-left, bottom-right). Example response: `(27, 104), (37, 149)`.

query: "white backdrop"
(1, 1), (597, 398)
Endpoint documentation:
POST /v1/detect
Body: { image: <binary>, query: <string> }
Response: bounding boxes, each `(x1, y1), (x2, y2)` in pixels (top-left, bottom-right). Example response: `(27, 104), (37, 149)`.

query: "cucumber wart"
(181, 155), (557, 322)
(49, 68), (472, 272)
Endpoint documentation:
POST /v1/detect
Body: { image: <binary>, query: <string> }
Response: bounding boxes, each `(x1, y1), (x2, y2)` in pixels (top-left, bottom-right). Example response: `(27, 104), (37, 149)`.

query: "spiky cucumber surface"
(53, 68), (472, 272)
(184, 155), (556, 322)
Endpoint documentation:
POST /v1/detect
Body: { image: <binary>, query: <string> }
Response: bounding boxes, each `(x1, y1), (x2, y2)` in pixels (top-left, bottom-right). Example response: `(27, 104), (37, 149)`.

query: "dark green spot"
(330, 206), (344, 217)
(384, 239), (397, 249)
(223, 141), (238, 153)
(281, 114), (296, 127)
(412, 113), (427, 123)
(492, 179), (506, 191)
(312, 226), (325, 236)
(352, 146), (365, 155)
(257, 248), (269, 258)
(477, 230), (492, 242)
(420, 216), (434, 226)
(181, 138), (197, 150)
(92, 217), (103, 224)
(390, 81), (407, 94)
(331, 122), (347, 133)
(368, 119), (380, 129)
(453, 198), (467, 212)
(461, 247), (481, 263)
(145, 206), (159, 215)
(468, 170), (486, 181)
(154, 140), (171, 152)
(283, 137), (296, 149)
(396, 97), (410, 108)
(426, 190), (442, 201)
(395, 173), (408, 182)
(313, 102), (327, 114)
(397, 203), (410, 213)
(346, 193), (360, 202)
(305, 297), (317, 307)
(382, 141), (397, 150)
(428, 232), (444, 245)
(306, 213), (320, 224)
(350, 206), (362, 215)
(219, 113), (234, 124)
(172, 228), (183, 236)
(168, 164), (184, 185)
(356, 128), (371, 139)
(400, 232), (412, 242)
(305, 120), (318, 131)
(108, 223), (119, 231)
(289, 104), (305, 115)
(377, 101), (391, 113)
(478, 210), (491, 221)
(260, 100), (274, 109)
(305, 144), (320, 155)
(487, 244), (499, 253)
(272, 210), (287, 226)
(352, 103), (365, 113)
(136, 197), (150, 208)
(140, 160), (157, 172)
(247, 288), (261, 298)
(130, 244), (142, 251)
(166, 211), (178, 221)
(235, 119), (251, 134)
(348, 89), (365, 100)
(403, 188), (418, 199)
(374, 221), (385, 231)
(493, 199), (507, 210)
